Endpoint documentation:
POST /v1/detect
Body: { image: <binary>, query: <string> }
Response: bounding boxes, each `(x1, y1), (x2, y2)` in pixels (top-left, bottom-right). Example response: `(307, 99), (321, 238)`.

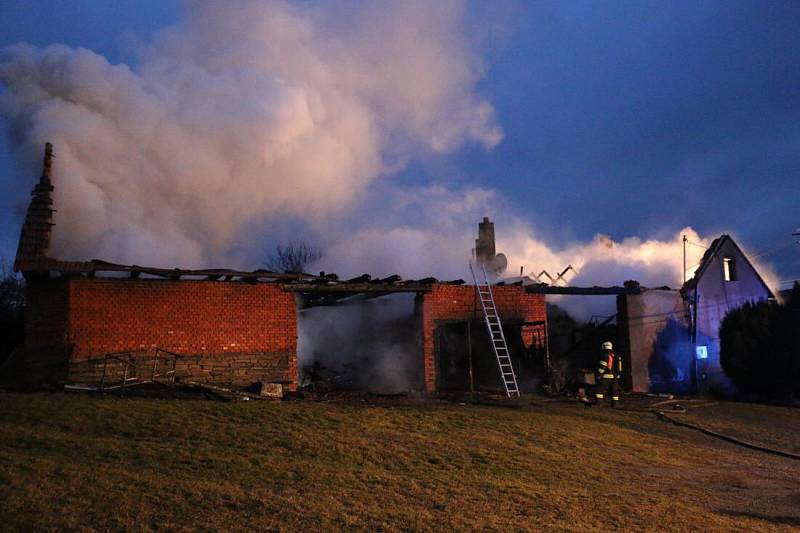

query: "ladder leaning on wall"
(469, 262), (520, 398)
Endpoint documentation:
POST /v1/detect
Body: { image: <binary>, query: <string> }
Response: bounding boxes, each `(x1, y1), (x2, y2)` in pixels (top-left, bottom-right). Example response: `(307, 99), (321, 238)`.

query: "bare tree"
(264, 241), (322, 273)
(0, 261), (24, 311)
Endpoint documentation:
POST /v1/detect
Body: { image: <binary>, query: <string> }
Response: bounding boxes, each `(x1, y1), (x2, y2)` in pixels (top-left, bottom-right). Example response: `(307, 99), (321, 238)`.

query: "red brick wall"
(67, 279), (295, 356)
(25, 278), (299, 389)
(420, 284), (546, 392)
(22, 278), (544, 393)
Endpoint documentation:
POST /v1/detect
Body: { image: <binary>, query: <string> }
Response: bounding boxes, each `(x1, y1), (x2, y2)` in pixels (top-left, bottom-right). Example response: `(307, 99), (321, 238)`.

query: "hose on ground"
(654, 409), (800, 461)
(596, 397), (800, 461)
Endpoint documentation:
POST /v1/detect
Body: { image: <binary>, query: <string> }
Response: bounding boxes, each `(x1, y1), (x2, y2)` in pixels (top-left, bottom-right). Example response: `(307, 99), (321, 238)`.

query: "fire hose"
(650, 400), (800, 462)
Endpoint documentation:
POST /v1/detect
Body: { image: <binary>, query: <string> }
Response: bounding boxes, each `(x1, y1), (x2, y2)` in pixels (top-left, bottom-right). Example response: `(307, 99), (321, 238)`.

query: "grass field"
(0, 393), (798, 531)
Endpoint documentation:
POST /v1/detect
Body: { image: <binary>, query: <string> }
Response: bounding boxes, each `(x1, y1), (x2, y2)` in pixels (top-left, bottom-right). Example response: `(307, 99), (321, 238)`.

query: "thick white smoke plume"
(1, 0), (779, 322)
(318, 184), (710, 286)
(1, 0), (500, 267)
(315, 185), (780, 319)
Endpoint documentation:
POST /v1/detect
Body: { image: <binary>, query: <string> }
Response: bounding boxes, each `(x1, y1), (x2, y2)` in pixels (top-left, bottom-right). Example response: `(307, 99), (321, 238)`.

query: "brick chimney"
(475, 217), (496, 266)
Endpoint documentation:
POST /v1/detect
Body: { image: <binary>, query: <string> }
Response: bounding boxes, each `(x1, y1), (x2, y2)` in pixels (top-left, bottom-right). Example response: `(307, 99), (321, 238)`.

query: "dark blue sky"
(2, 1), (799, 285)
(475, 2), (800, 243)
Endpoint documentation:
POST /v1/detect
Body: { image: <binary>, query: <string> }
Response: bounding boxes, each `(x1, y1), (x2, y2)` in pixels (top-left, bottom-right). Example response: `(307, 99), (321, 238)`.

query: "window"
(722, 257), (736, 281)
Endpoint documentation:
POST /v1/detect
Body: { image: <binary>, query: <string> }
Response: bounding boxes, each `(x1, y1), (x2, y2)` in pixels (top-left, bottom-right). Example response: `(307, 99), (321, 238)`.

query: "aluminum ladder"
(469, 262), (520, 397)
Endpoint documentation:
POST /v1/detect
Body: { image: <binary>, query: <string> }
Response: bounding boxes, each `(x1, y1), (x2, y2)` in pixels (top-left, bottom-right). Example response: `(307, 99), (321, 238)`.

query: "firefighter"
(594, 341), (622, 407)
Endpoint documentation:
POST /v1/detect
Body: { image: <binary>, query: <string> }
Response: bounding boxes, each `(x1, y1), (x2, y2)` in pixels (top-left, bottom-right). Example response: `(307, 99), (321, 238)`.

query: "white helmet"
(601, 341), (613, 350)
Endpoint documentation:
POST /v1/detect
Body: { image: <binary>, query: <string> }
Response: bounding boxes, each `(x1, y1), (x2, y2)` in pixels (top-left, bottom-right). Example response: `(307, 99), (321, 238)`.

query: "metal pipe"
(682, 234), (687, 284)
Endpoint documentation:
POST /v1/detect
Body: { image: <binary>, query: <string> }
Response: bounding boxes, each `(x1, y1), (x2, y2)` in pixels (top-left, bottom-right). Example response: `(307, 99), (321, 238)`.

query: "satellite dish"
(490, 253), (508, 275)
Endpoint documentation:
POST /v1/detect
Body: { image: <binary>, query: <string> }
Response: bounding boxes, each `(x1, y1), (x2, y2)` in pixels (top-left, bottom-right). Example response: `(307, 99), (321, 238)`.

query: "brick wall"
(23, 278), (299, 390)
(19, 278), (545, 393)
(419, 284), (546, 392)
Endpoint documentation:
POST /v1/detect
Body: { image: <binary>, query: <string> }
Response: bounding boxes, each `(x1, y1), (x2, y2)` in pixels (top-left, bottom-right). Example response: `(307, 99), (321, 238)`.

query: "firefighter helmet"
(601, 341), (613, 350)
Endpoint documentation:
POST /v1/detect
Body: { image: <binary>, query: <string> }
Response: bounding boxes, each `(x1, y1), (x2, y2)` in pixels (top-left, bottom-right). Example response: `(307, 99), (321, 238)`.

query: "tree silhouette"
(720, 284), (800, 400)
(0, 260), (25, 366)
(264, 241), (322, 273)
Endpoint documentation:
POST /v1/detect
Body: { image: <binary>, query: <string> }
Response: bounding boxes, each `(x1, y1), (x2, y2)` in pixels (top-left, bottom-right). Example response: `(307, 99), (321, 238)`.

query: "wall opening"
(297, 293), (423, 393)
(435, 320), (544, 393)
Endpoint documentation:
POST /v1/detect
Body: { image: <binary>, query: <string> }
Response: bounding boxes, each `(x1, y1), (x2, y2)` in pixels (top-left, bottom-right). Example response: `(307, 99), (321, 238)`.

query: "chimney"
(475, 217), (496, 267)
(14, 143), (56, 272)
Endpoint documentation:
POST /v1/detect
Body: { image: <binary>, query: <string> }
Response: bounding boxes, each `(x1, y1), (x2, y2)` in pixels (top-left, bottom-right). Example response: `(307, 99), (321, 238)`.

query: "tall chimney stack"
(14, 143), (56, 272)
(475, 217), (496, 267)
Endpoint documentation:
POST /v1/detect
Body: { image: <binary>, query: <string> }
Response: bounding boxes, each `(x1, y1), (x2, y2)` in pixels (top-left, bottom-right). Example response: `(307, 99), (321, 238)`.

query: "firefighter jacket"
(597, 351), (622, 379)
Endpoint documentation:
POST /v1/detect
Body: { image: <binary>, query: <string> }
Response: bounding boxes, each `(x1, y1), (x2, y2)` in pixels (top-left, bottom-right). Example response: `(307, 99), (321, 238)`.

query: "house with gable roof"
(682, 234), (776, 392)
(618, 234), (776, 394)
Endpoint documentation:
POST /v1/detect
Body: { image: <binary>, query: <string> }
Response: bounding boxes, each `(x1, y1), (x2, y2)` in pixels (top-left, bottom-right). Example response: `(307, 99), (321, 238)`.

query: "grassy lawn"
(678, 401), (800, 455)
(0, 393), (798, 531)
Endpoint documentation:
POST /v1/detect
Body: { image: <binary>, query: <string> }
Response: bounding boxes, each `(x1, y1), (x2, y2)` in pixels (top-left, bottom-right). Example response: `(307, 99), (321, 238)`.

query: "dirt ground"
(0, 391), (798, 531)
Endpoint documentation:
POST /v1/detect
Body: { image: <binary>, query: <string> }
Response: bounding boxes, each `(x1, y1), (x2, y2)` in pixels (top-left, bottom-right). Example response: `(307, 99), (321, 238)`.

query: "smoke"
(1, 0), (779, 320)
(297, 293), (419, 393)
(0, 0), (500, 267)
(504, 225), (710, 288)
(314, 185), (497, 280)
(313, 184), (780, 319)
(315, 182), (711, 286)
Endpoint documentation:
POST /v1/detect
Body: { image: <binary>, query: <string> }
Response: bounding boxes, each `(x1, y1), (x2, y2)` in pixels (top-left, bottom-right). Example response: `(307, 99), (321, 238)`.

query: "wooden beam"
(287, 283), (433, 293)
(525, 285), (645, 295)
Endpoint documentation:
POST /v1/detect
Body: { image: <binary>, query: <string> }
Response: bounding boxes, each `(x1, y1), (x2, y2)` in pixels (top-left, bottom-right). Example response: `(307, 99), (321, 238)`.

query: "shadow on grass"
(718, 509), (800, 527)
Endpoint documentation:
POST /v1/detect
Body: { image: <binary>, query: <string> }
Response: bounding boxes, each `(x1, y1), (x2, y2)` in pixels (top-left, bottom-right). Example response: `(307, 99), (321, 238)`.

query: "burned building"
(618, 235), (776, 394)
(6, 144), (547, 394)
